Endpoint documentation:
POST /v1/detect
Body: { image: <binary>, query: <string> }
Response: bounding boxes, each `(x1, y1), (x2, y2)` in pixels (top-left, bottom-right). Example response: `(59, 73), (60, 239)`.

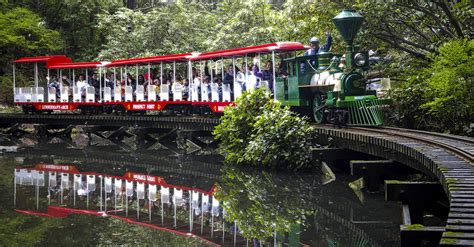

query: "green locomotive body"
(275, 9), (391, 126)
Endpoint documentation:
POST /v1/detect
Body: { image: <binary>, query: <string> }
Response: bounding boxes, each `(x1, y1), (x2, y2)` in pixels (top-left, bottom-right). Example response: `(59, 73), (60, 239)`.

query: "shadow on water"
(0, 142), (402, 246)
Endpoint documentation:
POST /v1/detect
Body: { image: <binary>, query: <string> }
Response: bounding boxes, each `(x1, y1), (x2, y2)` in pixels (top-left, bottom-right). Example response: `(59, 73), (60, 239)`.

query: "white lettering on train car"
(41, 105), (69, 110)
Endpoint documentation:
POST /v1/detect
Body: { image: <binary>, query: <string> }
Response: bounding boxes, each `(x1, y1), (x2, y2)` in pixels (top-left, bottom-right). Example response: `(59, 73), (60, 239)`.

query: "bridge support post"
(350, 160), (395, 192)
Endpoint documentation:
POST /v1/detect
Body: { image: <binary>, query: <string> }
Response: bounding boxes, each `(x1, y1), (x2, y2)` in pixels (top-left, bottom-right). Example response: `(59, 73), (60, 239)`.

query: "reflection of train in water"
(13, 163), (239, 245)
(11, 9), (390, 126)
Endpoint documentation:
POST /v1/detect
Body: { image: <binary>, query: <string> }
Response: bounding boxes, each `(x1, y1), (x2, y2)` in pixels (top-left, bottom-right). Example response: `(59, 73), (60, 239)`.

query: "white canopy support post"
(113, 68), (116, 90)
(85, 69), (89, 86)
(174, 195), (177, 227)
(188, 61), (192, 101)
(59, 69), (63, 88)
(160, 62), (163, 90)
(124, 66), (128, 86)
(210, 61), (213, 83)
(245, 55), (248, 76)
(36, 174), (39, 210)
(234, 221), (237, 247)
(189, 190), (192, 232)
(201, 193), (204, 234)
(99, 67), (102, 102)
(272, 51), (276, 98)
(86, 177), (89, 208)
(135, 64), (139, 89)
(147, 63), (151, 83)
(120, 67), (123, 87)
(221, 57), (224, 80)
(12, 64), (16, 96)
(126, 188), (128, 217)
(100, 176), (103, 211)
(161, 190), (164, 224)
(137, 195), (139, 220)
(73, 175), (76, 207)
(173, 61), (176, 85)
(232, 56), (236, 87)
(72, 69), (75, 88)
(34, 63), (38, 88)
(13, 169), (16, 208)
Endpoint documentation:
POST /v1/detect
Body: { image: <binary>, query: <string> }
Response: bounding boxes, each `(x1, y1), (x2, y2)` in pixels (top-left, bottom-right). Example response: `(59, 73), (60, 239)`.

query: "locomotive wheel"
(312, 94), (326, 124)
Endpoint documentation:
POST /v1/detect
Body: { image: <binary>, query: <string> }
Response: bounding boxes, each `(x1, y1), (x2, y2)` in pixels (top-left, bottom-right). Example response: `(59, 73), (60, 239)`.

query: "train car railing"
(160, 84), (169, 101)
(85, 86), (95, 102)
(147, 85), (157, 101)
(103, 87), (112, 102)
(136, 85), (145, 102)
(124, 86), (133, 102)
(114, 86), (122, 102)
(48, 87), (56, 102)
(61, 87), (69, 102)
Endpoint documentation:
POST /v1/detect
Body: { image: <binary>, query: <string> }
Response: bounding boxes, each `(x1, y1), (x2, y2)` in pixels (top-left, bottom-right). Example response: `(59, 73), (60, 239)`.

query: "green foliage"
(214, 166), (317, 241)
(213, 88), (315, 169)
(0, 7), (63, 71)
(391, 39), (474, 135)
(422, 39), (474, 135)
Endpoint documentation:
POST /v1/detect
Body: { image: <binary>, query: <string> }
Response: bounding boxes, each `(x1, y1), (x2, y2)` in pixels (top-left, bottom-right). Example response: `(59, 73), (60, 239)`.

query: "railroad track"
(351, 126), (474, 164)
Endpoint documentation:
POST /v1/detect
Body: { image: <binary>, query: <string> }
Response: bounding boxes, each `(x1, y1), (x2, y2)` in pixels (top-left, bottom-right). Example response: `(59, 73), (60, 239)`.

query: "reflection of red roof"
(107, 53), (194, 67)
(191, 42), (308, 61)
(47, 61), (108, 69)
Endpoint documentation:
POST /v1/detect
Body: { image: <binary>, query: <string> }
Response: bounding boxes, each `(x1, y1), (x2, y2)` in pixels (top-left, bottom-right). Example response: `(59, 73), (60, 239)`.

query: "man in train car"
(89, 73), (100, 98)
(301, 31), (332, 73)
(223, 65), (234, 92)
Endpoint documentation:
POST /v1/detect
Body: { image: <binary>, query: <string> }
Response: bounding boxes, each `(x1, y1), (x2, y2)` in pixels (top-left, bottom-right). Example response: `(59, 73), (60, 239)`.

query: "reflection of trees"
(215, 166), (321, 241)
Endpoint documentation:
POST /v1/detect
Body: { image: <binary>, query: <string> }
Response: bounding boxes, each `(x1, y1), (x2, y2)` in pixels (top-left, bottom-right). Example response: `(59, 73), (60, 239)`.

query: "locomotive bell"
(332, 9), (364, 46)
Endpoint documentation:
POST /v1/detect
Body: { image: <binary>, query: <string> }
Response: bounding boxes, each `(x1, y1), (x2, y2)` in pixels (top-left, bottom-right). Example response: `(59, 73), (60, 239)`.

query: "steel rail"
(352, 127), (474, 164)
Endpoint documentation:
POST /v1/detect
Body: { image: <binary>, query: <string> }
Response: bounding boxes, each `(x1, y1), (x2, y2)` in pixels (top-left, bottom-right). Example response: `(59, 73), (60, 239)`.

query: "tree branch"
(434, 0), (465, 38)
(373, 33), (428, 60)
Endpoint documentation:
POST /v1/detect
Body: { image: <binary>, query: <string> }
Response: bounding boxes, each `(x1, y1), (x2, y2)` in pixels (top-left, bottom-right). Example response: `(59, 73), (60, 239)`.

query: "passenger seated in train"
(182, 79), (190, 100)
(89, 73), (100, 98)
(48, 75), (60, 98)
(138, 75), (145, 86)
(126, 73), (135, 90)
(76, 74), (89, 97)
(252, 58), (273, 91)
(104, 73), (115, 88)
(223, 65), (234, 92)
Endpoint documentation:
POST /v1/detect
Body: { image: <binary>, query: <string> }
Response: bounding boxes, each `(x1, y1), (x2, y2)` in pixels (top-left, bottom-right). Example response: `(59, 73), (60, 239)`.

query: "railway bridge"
(1, 113), (474, 246)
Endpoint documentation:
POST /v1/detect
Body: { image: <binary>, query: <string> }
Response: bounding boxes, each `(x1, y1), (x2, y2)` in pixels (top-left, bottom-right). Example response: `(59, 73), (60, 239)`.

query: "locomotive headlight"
(354, 53), (367, 67)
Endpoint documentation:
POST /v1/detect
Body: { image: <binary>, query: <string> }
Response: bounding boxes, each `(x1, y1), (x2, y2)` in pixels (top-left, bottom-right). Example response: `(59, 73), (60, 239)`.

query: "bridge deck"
(0, 113), (219, 131)
(313, 125), (474, 246)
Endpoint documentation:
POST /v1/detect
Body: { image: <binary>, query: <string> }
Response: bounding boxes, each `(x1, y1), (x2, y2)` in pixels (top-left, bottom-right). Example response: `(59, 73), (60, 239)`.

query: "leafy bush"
(391, 39), (473, 135)
(213, 89), (315, 169)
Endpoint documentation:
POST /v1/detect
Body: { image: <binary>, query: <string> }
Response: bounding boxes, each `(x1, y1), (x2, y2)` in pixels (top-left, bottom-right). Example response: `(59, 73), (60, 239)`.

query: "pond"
(0, 143), (402, 246)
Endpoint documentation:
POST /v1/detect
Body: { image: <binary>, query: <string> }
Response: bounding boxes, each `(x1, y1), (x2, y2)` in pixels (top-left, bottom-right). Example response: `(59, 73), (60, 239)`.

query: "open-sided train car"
(11, 9), (391, 126)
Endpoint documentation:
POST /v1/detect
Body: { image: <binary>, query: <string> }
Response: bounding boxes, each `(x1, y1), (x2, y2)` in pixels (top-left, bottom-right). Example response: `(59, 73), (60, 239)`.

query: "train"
(11, 9), (390, 126)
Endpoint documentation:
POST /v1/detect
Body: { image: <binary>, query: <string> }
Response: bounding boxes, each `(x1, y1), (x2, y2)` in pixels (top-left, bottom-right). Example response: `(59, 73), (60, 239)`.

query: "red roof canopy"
(13, 55), (73, 67)
(107, 53), (194, 67)
(47, 61), (108, 69)
(191, 42), (308, 61)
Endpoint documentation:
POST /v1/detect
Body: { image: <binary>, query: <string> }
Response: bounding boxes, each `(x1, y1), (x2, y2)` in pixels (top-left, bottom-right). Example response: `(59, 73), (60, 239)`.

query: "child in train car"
(202, 75), (211, 101)
(192, 70), (202, 101)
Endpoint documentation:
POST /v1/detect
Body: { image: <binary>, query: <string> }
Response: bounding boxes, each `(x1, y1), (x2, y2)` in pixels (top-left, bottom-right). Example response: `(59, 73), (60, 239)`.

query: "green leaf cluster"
(390, 39), (474, 135)
(213, 89), (315, 169)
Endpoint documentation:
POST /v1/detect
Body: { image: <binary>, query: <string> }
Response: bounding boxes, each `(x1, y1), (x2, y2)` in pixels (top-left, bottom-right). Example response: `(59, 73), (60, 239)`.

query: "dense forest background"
(0, 0), (472, 135)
